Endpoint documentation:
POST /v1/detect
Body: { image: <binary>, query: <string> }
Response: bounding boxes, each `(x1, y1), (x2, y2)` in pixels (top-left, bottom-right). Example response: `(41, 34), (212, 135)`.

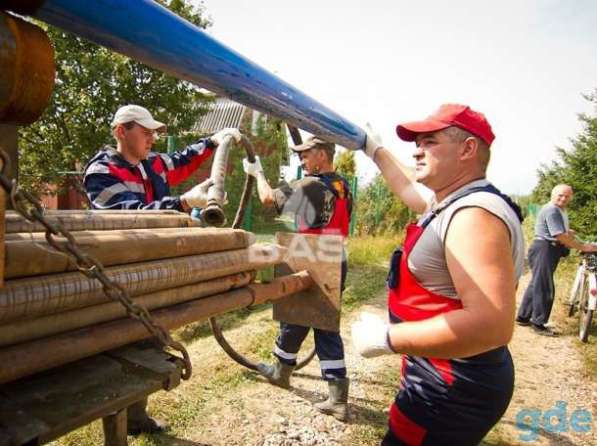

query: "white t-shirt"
(408, 179), (525, 299)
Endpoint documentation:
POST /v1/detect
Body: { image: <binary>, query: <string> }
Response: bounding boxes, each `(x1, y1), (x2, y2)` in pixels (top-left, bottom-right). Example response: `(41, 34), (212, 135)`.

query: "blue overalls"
(383, 184), (523, 446)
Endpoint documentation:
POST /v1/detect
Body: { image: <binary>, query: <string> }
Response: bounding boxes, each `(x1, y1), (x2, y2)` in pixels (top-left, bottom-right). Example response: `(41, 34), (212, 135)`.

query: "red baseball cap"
(396, 104), (495, 145)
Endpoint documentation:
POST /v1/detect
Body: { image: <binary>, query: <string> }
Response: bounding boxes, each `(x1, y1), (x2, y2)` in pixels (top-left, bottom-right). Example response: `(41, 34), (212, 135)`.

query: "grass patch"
(342, 265), (388, 312)
(175, 304), (271, 343)
(347, 234), (403, 267)
(341, 234), (401, 312)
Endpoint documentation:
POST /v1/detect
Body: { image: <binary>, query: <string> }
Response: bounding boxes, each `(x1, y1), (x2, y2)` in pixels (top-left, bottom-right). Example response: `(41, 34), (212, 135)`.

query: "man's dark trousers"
(517, 239), (565, 325)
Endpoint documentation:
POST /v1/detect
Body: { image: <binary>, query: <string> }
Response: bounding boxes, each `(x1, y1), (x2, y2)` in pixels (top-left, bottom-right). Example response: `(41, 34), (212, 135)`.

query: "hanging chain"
(0, 148), (192, 379)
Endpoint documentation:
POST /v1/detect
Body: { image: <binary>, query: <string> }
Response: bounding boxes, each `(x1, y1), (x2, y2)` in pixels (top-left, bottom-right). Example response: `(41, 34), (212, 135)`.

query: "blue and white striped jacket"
(83, 140), (214, 210)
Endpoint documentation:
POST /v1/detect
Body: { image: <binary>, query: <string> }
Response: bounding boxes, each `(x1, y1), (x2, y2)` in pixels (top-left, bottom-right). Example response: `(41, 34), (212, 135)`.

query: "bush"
(354, 174), (415, 235)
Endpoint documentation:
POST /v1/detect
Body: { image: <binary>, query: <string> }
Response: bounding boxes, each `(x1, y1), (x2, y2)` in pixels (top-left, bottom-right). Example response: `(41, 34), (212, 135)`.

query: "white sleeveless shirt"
(408, 179), (525, 299)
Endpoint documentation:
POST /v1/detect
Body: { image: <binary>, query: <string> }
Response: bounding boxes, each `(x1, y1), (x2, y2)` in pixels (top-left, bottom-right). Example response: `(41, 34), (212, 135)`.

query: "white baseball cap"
(111, 104), (166, 131)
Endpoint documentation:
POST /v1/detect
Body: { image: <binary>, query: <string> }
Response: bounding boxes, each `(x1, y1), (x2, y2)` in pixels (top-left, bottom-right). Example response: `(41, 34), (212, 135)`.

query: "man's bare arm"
(386, 207), (516, 358)
(555, 232), (597, 252)
(372, 147), (427, 214)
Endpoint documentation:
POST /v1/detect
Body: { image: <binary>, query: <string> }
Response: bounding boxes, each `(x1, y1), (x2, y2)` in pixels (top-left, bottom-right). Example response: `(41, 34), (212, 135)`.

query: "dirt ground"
(142, 272), (595, 446)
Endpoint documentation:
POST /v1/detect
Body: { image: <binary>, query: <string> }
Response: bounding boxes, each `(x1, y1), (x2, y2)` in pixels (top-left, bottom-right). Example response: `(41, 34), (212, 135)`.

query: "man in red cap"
(351, 104), (525, 445)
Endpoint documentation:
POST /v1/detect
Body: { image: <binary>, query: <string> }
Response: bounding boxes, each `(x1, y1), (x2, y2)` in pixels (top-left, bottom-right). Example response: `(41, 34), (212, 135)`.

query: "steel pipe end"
(200, 204), (226, 227)
(0, 11), (55, 125)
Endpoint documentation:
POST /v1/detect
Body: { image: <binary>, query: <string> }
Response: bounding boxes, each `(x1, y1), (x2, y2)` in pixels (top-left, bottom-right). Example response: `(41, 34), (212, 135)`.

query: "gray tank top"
(408, 179), (525, 299)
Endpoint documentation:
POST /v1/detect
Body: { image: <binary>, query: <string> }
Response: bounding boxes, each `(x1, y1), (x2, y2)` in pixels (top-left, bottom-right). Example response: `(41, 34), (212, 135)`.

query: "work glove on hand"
(363, 123), (384, 160)
(242, 156), (264, 177)
(351, 312), (394, 358)
(181, 178), (213, 208)
(210, 128), (242, 146)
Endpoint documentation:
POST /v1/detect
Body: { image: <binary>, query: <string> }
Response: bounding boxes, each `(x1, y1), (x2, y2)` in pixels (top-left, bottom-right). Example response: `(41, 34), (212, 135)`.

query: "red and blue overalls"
(383, 184), (523, 446)
(274, 173), (352, 380)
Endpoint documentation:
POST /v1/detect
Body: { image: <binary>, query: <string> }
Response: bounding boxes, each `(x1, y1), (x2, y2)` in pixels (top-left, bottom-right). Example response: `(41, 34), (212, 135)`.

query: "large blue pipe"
(25, 0), (366, 150)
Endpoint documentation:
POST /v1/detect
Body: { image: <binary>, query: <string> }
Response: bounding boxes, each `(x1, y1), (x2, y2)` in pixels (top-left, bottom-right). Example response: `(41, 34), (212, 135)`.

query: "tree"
(532, 90), (597, 238)
(18, 0), (213, 194)
(334, 149), (356, 178)
(355, 174), (413, 235)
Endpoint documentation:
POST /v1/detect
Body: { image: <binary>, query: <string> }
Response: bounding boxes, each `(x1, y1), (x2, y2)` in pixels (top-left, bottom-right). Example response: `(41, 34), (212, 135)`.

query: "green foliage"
(355, 174), (415, 235)
(223, 115), (289, 226)
(19, 0), (213, 195)
(334, 149), (356, 178)
(532, 90), (597, 238)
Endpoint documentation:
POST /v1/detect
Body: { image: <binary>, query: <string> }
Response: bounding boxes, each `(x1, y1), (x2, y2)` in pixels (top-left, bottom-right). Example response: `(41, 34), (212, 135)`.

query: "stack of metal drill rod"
(0, 210), (312, 384)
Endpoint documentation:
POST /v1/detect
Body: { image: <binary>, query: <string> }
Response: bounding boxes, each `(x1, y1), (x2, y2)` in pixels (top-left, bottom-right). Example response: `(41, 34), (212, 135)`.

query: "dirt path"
(148, 272), (595, 446)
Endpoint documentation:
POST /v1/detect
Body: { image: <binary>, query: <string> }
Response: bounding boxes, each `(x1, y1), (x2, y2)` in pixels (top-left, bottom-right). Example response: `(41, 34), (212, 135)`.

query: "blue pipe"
(29, 0), (366, 150)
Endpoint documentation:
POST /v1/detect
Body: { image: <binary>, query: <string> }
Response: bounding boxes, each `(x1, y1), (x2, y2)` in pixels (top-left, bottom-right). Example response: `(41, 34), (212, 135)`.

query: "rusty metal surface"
(0, 271), (255, 347)
(5, 227), (255, 278)
(273, 232), (343, 331)
(0, 124), (17, 183)
(0, 11), (54, 125)
(5, 209), (202, 233)
(0, 272), (310, 384)
(0, 243), (287, 323)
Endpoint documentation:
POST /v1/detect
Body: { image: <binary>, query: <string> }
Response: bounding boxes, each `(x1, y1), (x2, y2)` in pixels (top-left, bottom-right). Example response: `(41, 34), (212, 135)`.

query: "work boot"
(256, 360), (295, 389)
(314, 378), (349, 421)
(127, 398), (167, 435)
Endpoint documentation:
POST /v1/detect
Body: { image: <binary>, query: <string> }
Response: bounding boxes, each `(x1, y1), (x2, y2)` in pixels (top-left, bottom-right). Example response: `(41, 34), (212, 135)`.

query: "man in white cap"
(83, 105), (241, 434)
(84, 104), (241, 211)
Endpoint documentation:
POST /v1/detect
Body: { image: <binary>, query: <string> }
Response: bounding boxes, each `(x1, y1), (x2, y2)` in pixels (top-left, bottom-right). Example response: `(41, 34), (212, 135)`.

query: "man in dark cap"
(243, 136), (352, 421)
(352, 104), (525, 445)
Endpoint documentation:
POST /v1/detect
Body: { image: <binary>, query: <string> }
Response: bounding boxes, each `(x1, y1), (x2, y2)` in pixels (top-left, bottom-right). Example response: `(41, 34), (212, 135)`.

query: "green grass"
(341, 234), (402, 312)
(347, 234), (403, 267)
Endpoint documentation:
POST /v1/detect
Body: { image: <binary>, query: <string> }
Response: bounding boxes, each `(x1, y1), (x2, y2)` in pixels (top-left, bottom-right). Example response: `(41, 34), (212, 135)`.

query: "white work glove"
(210, 127), (242, 146)
(180, 178), (213, 208)
(363, 123), (384, 160)
(351, 312), (394, 358)
(242, 156), (264, 177)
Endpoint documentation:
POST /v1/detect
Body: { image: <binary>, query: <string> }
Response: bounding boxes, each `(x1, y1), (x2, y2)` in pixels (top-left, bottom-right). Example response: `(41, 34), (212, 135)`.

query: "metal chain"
(0, 148), (192, 379)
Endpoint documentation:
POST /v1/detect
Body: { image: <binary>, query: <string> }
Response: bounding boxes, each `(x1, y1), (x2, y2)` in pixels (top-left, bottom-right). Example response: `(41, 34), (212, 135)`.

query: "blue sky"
(200, 0), (597, 194)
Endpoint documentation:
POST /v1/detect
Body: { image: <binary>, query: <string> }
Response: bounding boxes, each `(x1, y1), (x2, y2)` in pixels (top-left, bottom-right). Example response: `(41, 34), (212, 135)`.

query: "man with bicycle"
(516, 184), (597, 336)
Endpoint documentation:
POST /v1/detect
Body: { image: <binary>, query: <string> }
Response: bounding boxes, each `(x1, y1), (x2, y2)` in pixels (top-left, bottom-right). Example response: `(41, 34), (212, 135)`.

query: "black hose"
(209, 134), (316, 372)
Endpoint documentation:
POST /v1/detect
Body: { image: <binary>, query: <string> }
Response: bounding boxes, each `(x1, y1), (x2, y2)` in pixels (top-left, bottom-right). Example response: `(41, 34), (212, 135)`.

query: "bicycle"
(567, 252), (597, 342)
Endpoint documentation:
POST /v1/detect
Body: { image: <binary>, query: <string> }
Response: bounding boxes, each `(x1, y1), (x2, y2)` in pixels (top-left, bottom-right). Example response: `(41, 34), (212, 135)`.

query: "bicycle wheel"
(578, 277), (593, 343)
(568, 266), (584, 317)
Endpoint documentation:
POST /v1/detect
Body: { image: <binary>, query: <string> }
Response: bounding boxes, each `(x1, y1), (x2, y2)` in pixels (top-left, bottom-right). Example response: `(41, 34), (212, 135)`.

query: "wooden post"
(102, 409), (128, 446)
